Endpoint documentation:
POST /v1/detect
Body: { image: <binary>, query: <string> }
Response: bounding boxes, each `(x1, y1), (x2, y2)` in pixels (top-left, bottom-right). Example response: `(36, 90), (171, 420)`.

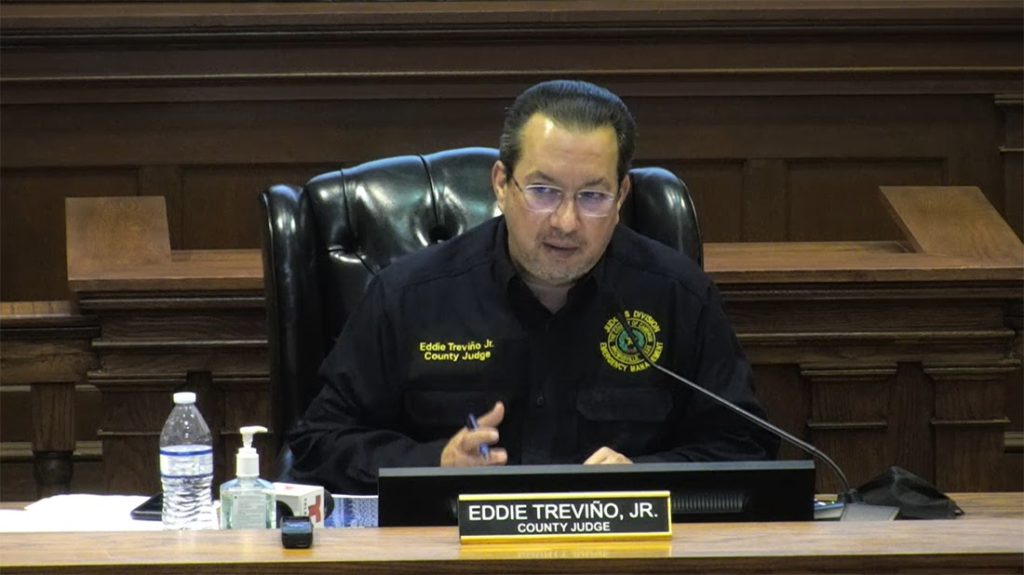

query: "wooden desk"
(1, 493), (1021, 574)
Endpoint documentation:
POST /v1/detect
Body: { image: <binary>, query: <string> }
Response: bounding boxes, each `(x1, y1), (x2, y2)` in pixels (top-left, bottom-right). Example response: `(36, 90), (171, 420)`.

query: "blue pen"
(466, 413), (491, 459)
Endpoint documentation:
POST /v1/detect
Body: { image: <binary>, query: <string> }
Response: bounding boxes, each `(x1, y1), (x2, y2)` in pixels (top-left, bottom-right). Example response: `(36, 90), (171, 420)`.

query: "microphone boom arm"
(613, 311), (856, 503)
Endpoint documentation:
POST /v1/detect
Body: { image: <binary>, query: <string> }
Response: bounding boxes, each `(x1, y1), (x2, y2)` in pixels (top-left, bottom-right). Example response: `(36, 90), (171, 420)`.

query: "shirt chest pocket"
(577, 386), (673, 421)
(576, 385), (674, 457)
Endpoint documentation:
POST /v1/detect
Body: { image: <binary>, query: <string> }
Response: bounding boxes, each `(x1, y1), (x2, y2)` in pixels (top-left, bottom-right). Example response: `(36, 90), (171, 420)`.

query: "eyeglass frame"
(506, 174), (622, 218)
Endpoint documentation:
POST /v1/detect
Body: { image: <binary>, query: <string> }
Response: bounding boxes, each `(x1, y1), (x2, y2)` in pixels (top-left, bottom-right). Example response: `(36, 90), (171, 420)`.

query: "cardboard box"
(273, 482), (326, 527)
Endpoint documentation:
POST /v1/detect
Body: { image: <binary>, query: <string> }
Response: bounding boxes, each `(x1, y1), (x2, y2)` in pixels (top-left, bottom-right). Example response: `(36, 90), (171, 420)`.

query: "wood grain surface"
(0, 493), (1020, 575)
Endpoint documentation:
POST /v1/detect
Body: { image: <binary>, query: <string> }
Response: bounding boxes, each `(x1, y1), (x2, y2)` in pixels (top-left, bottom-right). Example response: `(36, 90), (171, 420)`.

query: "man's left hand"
(583, 446), (632, 465)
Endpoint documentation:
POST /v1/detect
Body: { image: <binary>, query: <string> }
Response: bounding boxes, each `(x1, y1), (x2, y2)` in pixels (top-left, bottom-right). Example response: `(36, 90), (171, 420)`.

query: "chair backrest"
(259, 147), (702, 469)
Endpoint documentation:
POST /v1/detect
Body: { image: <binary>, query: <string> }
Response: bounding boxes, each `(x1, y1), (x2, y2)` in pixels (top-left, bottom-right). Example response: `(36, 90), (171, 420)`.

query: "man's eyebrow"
(582, 177), (612, 189)
(524, 171), (558, 185)
(525, 171), (612, 189)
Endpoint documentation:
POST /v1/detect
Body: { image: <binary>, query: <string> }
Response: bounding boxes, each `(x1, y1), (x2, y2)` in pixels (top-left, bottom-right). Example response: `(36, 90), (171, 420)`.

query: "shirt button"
(535, 395), (546, 407)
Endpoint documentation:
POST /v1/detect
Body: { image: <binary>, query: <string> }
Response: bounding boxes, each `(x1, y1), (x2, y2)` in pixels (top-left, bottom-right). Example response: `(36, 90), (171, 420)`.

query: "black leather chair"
(259, 147), (702, 476)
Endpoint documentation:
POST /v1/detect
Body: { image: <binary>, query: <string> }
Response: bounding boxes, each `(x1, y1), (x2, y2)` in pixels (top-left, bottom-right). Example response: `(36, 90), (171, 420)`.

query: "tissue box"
(273, 482), (326, 527)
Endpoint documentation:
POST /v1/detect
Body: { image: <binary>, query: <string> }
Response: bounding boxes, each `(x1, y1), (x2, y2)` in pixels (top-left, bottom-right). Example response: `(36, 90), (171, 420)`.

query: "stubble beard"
(516, 234), (595, 287)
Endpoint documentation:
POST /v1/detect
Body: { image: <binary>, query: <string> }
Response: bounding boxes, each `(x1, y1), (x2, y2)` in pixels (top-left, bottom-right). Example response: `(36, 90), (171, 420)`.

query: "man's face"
(493, 113), (630, 289)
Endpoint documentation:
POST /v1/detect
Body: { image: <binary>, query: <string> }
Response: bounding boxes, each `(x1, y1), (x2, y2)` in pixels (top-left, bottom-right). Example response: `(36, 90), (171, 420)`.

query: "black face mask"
(855, 466), (964, 519)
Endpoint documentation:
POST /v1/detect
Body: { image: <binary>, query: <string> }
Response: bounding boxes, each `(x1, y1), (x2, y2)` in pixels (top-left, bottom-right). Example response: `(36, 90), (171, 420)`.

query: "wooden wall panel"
(0, 94), (1017, 300)
(0, 0), (1019, 304)
(997, 95), (1023, 240)
(1, 169), (138, 301)
(750, 363), (807, 462)
(0, 457), (103, 502)
(0, 385), (101, 452)
(0, 301), (102, 499)
(804, 368), (896, 492)
(786, 159), (944, 241)
(179, 164), (336, 250)
(653, 160), (745, 242)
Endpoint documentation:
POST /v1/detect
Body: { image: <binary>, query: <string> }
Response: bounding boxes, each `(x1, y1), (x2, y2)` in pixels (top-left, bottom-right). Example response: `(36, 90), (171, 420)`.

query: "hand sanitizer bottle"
(219, 425), (276, 529)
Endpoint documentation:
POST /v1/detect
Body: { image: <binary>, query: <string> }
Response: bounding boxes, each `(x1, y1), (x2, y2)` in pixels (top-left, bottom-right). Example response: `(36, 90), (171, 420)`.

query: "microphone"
(600, 288), (893, 520)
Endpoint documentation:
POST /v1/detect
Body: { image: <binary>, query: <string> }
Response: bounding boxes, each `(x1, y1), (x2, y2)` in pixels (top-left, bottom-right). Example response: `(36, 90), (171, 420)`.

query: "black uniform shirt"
(288, 217), (778, 494)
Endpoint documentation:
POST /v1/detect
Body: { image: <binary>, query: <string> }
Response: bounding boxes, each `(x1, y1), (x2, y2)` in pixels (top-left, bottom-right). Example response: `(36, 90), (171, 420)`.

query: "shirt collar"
(492, 217), (519, 288)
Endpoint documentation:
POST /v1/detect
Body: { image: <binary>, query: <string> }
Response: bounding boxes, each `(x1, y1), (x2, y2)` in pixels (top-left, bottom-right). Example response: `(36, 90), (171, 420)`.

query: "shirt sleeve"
(286, 276), (447, 494)
(633, 282), (780, 464)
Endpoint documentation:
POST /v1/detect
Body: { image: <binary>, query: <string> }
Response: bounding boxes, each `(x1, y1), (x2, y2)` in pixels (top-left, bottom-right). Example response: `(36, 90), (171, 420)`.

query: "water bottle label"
(160, 445), (214, 477)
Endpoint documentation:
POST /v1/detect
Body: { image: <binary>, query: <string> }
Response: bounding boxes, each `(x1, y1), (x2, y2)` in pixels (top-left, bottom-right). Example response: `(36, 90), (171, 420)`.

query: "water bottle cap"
(173, 391), (197, 405)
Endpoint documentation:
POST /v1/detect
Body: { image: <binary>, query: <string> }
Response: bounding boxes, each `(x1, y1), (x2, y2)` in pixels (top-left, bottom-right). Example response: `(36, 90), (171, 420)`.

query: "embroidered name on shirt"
(600, 310), (663, 373)
(419, 339), (494, 363)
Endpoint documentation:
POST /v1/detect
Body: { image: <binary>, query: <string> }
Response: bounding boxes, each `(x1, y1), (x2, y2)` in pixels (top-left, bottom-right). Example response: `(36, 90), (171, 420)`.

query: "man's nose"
(548, 195), (580, 233)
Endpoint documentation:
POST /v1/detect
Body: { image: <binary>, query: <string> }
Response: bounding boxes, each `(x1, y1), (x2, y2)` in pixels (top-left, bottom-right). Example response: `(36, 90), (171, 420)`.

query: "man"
(288, 80), (778, 494)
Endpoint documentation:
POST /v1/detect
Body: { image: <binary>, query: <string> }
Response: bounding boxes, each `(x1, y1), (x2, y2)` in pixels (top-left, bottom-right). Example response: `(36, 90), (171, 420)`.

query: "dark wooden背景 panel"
(0, 301), (102, 499)
(787, 159), (945, 241)
(179, 164), (339, 250)
(653, 160), (745, 242)
(1, 94), (988, 292)
(0, 169), (138, 301)
(997, 96), (1023, 238)
(0, 387), (104, 501)
(0, 1), (1019, 302)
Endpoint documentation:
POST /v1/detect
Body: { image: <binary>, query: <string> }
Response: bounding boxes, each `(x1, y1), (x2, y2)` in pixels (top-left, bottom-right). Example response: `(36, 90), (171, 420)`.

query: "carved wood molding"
(2, 1), (1021, 42)
(0, 440), (102, 460)
(94, 429), (160, 438)
(800, 365), (898, 382)
(931, 418), (1011, 428)
(995, 93), (1024, 107)
(923, 362), (1022, 381)
(741, 330), (1013, 346)
(3, 2), (1018, 104)
(4, 70), (1019, 105)
(86, 372), (189, 390)
(211, 374), (270, 389)
(75, 293), (265, 311)
(92, 339), (267, 350)
(722, 284), (1024, 301)
(924, 362), (1017, 432)
(800, 364), (896, 431)
(1006, 431), (1023, 452)
(4, 67), (1019, 85)
(806, 421), (888, 431)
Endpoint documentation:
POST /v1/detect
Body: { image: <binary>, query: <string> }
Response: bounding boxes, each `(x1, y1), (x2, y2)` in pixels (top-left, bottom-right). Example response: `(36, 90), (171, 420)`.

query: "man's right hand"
(440, 401), (508, 467)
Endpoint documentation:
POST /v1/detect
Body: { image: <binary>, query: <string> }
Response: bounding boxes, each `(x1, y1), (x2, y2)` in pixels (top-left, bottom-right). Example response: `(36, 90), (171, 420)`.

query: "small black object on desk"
(281, 515), (314, 549)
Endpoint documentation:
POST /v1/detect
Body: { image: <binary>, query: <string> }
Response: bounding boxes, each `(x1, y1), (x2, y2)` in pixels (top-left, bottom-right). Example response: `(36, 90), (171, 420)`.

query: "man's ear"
(492, 160), (509, 213)
(616, 173), (632, 209)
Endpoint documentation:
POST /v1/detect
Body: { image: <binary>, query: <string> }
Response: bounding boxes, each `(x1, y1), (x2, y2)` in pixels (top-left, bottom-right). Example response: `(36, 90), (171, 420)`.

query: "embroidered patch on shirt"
(418, 339), (495, 363)
(599, 310), (663, 373)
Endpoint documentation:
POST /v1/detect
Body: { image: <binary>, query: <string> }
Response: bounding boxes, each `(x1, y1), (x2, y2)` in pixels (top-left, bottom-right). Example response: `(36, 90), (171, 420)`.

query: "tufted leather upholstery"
(259, 147), (702, 476)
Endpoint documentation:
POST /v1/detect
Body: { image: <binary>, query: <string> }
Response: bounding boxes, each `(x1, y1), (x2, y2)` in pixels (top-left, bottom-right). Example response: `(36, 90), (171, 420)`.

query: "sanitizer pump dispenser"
(219, 425), (276, 529)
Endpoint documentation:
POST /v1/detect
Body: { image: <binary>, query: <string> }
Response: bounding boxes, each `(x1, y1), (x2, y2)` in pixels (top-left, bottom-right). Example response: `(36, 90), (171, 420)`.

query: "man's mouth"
(542, 241), (580, 256)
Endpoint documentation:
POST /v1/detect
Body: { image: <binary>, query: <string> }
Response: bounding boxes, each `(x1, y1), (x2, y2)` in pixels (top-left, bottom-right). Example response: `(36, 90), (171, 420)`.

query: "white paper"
(0, 494), (165, 532)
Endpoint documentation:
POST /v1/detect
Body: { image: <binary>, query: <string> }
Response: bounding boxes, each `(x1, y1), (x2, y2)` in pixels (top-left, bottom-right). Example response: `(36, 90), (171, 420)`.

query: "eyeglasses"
(508, 176), (619, 218)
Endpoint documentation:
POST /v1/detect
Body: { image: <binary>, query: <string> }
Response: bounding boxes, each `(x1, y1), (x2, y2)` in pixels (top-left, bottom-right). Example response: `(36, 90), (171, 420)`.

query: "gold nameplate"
(457, 490), (672, 544)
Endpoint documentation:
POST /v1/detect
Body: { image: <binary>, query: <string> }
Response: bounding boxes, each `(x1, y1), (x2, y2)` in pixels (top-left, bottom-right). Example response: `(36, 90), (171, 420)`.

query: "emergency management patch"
(599, 310), (663, 373)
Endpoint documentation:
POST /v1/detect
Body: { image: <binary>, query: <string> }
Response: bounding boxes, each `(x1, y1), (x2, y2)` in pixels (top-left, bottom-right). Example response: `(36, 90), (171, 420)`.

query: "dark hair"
(499, 79), (637, 183)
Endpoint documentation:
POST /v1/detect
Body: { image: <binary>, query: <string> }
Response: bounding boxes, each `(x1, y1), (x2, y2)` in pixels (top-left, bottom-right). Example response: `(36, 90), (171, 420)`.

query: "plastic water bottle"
(160, 391), (215, 530)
